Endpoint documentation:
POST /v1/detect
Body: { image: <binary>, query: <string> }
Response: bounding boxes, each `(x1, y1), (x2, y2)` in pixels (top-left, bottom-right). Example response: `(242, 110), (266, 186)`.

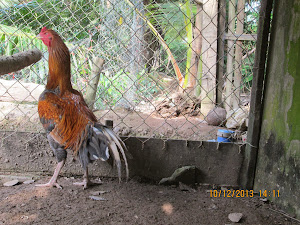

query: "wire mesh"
(0, 0), (260, 145)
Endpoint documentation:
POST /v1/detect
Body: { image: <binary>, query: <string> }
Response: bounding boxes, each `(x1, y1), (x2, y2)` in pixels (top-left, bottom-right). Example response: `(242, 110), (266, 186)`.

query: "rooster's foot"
(35, 182), (62, 189)
(73, 179), (102, 190)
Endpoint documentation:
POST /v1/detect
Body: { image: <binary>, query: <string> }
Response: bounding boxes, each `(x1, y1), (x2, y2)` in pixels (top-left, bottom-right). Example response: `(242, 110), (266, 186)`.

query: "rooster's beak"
(36, 34), (41, 39)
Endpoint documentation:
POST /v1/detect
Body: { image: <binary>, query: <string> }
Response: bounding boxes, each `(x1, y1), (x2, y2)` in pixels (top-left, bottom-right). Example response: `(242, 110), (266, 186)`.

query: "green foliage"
(0, 0), (101, 40)
(136, 70), (161, 99)
(145, 1), (189, 74)
(0, 24), (37, 55)
(94, 70), (127, 109)
(240, 0), (259, 90)
(145, 1), (200, 79)
(244, 1), (260, 33)
(0, 0), (158, 110)
(92, 69), (159, 109)
(242, 54), (254, 90)
(0, 0), (260, 109)
(126, 0), (184, 85)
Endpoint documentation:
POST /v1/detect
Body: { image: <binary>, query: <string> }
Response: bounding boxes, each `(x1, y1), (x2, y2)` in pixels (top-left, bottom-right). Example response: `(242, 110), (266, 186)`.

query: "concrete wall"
(0, 131), (245, 186)
(254, 0), (300, 219)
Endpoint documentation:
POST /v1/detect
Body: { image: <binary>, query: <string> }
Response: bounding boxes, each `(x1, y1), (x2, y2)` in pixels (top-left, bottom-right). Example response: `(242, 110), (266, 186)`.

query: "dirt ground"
(0, 78), (250, 143)
(0, 79), (226, 141)
(0, 175), (299, 225)
(0, 103), (220, 141)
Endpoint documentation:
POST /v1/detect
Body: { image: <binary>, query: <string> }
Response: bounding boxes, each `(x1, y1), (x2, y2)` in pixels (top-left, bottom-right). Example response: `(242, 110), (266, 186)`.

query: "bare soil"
(0, 175), (298, 225)
(0, 79), (221, 141)
(0, 103), (220, 141)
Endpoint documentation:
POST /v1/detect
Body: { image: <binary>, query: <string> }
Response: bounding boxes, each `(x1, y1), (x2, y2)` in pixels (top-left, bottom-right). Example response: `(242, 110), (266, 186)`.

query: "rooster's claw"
(35, 182), (63, 189)
(73, 179), (101, 190)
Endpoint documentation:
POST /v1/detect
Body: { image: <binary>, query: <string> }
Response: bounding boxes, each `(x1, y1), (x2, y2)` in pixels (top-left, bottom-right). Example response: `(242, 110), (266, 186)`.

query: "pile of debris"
(154, 92), (201, 118)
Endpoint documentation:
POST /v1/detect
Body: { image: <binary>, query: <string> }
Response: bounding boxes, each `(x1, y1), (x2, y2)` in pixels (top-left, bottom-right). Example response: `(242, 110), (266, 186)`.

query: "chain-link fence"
(0, 0), (260, 144)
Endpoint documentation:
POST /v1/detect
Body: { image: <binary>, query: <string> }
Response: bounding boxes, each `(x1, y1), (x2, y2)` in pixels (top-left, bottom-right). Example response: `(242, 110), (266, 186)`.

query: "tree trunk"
(143, 0), (160, 73)
(123, 0), (144, 108)
(216, 0), (226, 104)
(232, 0), (246, 110)
(187, 1), (203, 97)
(224, 0), (237, 113)
(0, 49), (42, 76)
(200, 0), (218, 116)
(85, 57), (105, 109)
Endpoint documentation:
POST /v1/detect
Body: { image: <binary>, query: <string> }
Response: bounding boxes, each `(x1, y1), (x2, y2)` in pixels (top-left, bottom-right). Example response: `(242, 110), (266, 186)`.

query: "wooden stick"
(0, 49), (42, 76)
(232, 0), (246, 110)
(240, 0), (274, 189)
(84, 57), (105, 109)
(224, 0), (237, 113)
(268, 208), (300, 223)
(242, 48), (256, 60)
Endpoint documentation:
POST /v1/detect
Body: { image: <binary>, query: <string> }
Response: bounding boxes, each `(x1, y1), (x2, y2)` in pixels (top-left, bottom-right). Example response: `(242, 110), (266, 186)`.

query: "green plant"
(127, 0), (184, 86)
(92, 69), (160, 109)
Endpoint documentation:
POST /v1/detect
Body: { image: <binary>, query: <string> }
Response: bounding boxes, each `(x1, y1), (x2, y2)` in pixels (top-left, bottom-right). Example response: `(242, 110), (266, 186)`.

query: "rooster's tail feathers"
(102, 126), (129, 182)
(78, 124), (129, 182)
(78, 126), (109, 169)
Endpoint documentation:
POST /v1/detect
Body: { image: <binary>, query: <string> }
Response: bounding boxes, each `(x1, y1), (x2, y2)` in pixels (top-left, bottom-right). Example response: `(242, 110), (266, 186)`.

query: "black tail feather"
(78, 123), (129, 181)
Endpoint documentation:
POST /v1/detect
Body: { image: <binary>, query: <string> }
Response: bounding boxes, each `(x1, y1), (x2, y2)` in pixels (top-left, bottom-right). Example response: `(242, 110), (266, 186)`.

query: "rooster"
(36, 27), (128, 189)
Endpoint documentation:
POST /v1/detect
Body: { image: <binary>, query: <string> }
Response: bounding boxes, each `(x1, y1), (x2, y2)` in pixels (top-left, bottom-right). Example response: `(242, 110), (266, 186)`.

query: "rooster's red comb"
(41, 27), (48, 32)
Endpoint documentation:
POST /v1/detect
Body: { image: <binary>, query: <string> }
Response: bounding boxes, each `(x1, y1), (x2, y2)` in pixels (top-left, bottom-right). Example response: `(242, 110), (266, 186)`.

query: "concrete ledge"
(0, 131), (245, 186)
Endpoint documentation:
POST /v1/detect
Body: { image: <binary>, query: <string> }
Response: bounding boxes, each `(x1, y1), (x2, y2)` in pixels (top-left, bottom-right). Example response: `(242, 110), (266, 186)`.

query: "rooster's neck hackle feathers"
(46, 30), (72, 94)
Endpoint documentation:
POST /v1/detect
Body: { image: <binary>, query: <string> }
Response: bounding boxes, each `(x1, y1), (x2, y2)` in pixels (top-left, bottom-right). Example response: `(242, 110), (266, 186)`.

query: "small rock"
(90, 191), (107, 195)
(93, 178), (103, 184)
(228, 213), (243, 223)
(23, 180), (35, 184)
(159, 166), (198, 185)
(206, 107), (226, 126)
(89, 196), (106, 201)
(121, 127), (131, 136)
(208, 204), (218, 210)
(3, 180), (19, 187)
(4, 159), (9, 163)
(260, 198), (269, 203)
(221, 187), (228, 191)
(21, 215), (29, 220)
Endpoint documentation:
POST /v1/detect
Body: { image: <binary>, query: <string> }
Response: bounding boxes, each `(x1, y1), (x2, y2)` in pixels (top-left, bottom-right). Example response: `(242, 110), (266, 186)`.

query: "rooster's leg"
(36, 135), (67, 189)
(73, 167), (101, 189)
(35, 159), (65, 189)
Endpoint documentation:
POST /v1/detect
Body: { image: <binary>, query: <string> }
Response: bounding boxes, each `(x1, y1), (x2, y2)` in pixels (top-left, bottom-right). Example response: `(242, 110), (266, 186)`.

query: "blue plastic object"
(217, 136), (231, 142)
(217, 129), (235, 143)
